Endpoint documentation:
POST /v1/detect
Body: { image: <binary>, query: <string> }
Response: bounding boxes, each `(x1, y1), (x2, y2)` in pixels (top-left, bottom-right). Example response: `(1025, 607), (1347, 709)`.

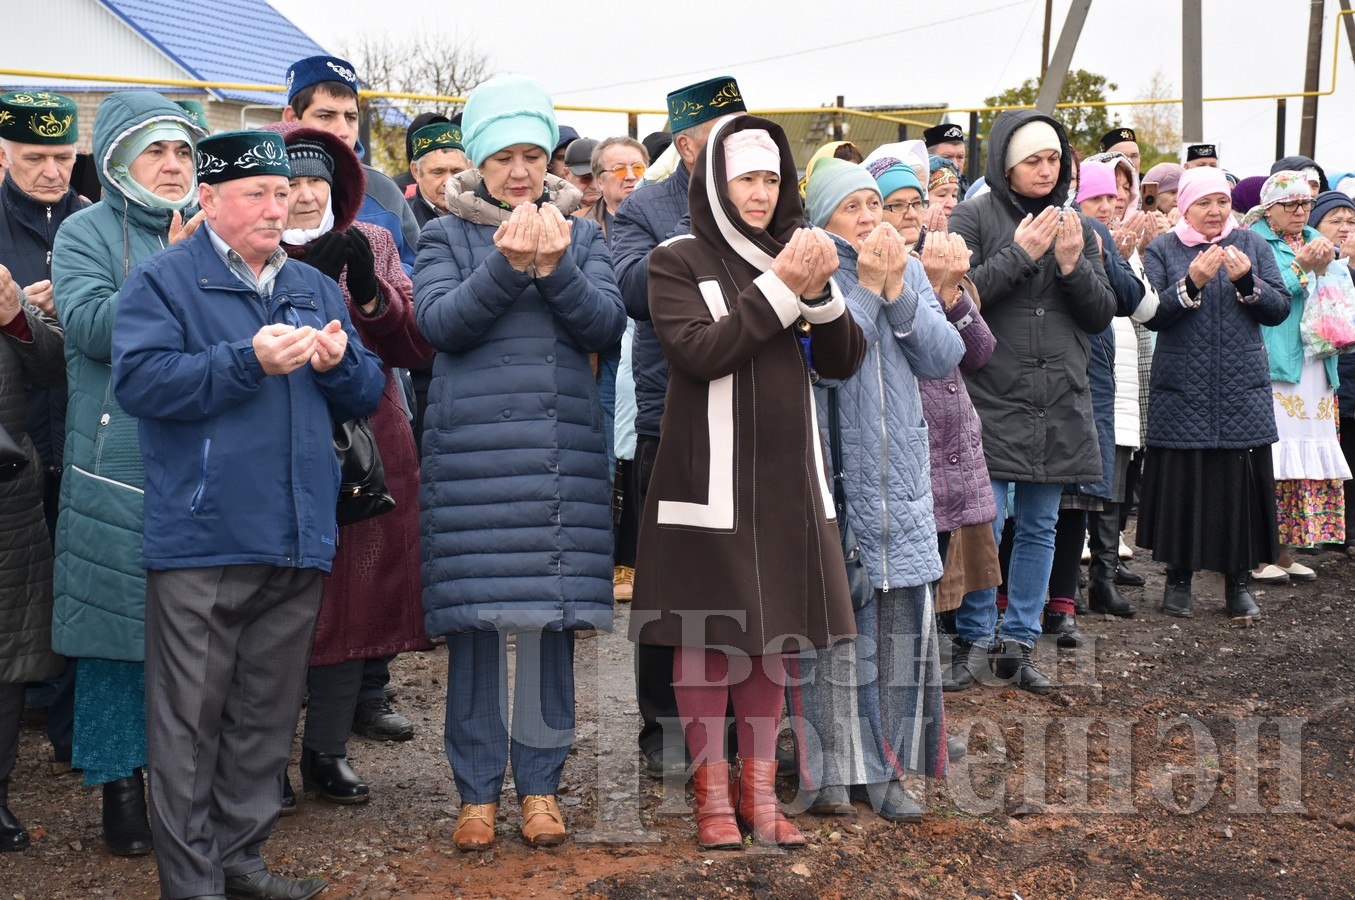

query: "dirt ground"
(3, 535), (1354, 899)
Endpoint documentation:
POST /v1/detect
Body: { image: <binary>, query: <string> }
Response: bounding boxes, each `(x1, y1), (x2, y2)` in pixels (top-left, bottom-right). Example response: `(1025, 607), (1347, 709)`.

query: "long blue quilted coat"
(414, 171), (627, 636)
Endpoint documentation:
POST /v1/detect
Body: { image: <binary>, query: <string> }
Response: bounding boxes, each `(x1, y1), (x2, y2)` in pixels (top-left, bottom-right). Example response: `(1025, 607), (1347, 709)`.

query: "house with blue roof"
(2, 0), (333, 149)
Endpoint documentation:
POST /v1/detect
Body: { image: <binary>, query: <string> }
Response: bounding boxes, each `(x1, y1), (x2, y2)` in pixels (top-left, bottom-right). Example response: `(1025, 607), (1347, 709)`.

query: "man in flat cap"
(610, 75), (748, 779)
(924, 121), (968, 194)
(112, 129), (384, 900)
(282, 55), (421, 277)
(1099, 126), (1139, 173)
(0, 89), (87, 774)
(406, 121), (468, 229)
(1184, 143), (1220, 169)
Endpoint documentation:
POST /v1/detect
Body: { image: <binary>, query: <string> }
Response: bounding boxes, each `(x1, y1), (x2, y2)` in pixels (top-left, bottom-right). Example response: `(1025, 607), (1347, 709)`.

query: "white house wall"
(2, 0), (195, 93)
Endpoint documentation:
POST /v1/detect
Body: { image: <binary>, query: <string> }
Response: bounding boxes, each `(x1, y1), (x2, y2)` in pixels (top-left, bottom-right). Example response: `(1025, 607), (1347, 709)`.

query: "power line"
(552, 0), (1035, 97)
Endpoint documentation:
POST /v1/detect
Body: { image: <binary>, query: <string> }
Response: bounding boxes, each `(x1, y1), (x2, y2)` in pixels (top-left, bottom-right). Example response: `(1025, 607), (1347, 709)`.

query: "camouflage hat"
(0, 90), (78, 145)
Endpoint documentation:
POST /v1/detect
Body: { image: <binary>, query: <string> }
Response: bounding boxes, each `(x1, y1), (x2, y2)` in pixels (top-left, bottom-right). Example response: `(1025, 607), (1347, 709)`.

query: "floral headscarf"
(1241, 169), (1312, 229)
(928, 155), (959, 193)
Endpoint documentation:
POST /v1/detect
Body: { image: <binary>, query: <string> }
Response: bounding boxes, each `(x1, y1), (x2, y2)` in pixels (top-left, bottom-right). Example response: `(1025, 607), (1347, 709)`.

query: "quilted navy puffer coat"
(414, 171), (626, 635)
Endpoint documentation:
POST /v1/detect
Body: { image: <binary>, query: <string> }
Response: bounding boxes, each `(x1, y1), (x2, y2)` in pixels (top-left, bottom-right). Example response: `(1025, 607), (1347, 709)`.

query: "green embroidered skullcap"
(175, 100), (211, 134)
(665, 76), (745, 134)
(0, 90), (78, 145)
(410, 122), (464, 162)
(194, 130), (290, 185)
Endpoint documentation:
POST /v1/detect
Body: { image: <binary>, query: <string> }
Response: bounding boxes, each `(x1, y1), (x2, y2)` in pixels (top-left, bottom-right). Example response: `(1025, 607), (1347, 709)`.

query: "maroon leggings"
(673, 648), (786, 766)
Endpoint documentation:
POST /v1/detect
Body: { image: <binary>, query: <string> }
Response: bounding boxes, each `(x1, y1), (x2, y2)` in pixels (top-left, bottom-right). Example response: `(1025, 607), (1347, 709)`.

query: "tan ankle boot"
(736, 759), (804, 848)
(520, 794), (566, 847)
(453, 801), (496, 852)
(692, 762), (743, 850)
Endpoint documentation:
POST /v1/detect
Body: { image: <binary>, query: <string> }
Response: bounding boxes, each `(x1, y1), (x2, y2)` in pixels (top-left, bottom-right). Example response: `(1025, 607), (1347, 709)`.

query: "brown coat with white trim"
(628, 115), (866, 656)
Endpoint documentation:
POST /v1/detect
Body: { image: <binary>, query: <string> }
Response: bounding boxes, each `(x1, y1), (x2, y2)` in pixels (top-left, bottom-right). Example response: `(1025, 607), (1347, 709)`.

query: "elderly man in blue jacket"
(112, 130), (384, 900)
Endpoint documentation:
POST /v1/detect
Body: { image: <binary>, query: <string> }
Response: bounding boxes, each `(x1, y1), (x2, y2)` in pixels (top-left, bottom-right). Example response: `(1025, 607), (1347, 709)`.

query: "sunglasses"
(603, 163), (647, 179)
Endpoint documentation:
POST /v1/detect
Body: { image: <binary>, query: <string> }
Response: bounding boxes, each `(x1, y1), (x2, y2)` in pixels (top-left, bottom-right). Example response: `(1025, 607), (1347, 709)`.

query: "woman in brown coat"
(629, 115), (866, 850)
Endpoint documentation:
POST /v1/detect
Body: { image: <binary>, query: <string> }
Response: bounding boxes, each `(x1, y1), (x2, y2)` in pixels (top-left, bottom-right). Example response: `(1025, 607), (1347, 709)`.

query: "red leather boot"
(736, 759), (804, 848)
(692, 762), (743, 850)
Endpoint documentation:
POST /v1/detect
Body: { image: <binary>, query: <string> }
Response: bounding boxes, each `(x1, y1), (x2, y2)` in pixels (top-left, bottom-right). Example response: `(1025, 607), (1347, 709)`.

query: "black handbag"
(333, 416), (395, 526)
(0, 420), (27, 483)
(826, 387), (874, 612)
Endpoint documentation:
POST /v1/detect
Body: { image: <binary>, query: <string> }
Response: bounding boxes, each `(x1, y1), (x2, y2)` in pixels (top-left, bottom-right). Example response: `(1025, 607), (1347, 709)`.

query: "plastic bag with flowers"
(1300, 261), (1355, 360)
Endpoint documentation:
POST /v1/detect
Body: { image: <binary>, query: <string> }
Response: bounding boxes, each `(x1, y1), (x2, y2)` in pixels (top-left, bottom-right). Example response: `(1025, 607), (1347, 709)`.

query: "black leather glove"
(344, 227), (380, 307)
(305, 231), (348, 284)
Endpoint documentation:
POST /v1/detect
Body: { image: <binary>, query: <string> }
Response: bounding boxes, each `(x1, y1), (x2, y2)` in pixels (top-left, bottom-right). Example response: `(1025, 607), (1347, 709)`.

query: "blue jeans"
(955, 480), (1063, 649)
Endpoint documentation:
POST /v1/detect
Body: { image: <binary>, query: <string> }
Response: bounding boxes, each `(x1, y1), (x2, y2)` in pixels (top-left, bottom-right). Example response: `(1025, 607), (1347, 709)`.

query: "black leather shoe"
(0, 804), (29, 852)
(351, 697), (413, 742)
(1042, 609), (1083, 648)
(775, 742), (796, 778)
(850, 783), (923, 823)
(103, 768), (153, 856)
(1162, 569), (1194, 618)
(941, 639), (977, 691)
(1114, 561), (1146, 586)
(990, 640), (1051, 694)
(300, 749), (369, 804)
(643, 746), (689, 779)
(806, 784), (853, 816)
(1088, 574), (1135, 617)
(1225, 573), (1262, 622)
(224, 868), (327, 900)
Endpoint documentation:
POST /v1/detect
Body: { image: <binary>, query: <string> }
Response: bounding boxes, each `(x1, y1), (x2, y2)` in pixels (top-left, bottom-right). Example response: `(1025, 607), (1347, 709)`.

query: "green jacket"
(1253, 218), (1340, 389)
(50, 91), (199, 661)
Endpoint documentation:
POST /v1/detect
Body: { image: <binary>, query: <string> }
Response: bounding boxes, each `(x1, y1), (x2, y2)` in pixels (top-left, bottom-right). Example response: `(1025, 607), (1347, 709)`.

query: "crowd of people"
(1, 55), (1352, 899)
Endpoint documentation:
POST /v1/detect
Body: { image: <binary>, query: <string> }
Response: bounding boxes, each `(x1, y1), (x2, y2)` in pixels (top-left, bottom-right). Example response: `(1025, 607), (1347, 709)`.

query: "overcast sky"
(268, 0), (1355, 178)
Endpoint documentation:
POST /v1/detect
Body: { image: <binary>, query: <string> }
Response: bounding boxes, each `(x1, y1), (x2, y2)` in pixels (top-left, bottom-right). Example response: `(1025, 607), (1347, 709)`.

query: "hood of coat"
(689, 114), (803, 272)
(442, 168), (584, 226)
(983, 108), (1073, 214)
(262, 121), (366, 234)
(92, 90), (203, 221)
(1271, 154), (1329, 193)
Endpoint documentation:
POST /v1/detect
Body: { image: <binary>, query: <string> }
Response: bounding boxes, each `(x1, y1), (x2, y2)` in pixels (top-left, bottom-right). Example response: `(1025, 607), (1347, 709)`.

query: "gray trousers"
(145, 565), (323, 899)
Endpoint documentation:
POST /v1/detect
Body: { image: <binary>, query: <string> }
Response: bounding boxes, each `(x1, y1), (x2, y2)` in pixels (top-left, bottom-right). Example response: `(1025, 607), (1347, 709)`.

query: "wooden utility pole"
(1041, 0), (1053, 79)
(1300, 0), (1325, 158)
(1034, 0), (1093, 114)
(1341, 0), (1355, 58)
(1182, 0), (1203, 144)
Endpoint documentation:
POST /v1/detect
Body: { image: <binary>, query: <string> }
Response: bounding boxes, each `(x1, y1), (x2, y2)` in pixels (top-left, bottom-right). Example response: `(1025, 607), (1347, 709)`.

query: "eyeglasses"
(883, 199), (927, 215)
(604, 163), (647, 179)
(1276, 199), (1315, 213)
(1323, 216), (1355, 227)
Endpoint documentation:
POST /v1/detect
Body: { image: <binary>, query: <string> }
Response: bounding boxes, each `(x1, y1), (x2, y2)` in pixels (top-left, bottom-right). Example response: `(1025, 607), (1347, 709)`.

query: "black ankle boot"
(0, 803), (28, 852)
(1162, 569), (1195, 618)
(1042, 605), (1083, 648)
(989, 640), (1051, 694)
(1088, 572), (1136, 616)
(300, 748), (370, 804)
(102, 768), (152, 856)
(1224, 573), (1261, 622)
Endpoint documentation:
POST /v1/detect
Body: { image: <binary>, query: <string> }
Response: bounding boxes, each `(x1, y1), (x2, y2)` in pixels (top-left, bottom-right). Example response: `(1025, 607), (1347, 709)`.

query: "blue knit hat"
(286, 56), (360, 103)
(805, 157), (879, 228)
(462, 74), (559, 167)
(1311, 190), (1355, 228)
(868, 157), (924, 204)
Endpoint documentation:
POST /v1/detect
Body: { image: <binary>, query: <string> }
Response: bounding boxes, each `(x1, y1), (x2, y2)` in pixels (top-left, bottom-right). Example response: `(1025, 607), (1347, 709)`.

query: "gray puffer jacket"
(948, 109), (1116, 483)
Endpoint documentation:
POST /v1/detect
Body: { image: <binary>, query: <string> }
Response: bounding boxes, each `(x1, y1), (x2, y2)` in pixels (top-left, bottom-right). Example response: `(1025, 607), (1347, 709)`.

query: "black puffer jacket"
(948, 109), (1116, 483)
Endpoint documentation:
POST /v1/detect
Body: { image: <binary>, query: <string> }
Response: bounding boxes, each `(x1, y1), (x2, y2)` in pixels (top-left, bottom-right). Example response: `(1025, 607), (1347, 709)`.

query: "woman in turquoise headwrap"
(50, 91), (204, 857)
